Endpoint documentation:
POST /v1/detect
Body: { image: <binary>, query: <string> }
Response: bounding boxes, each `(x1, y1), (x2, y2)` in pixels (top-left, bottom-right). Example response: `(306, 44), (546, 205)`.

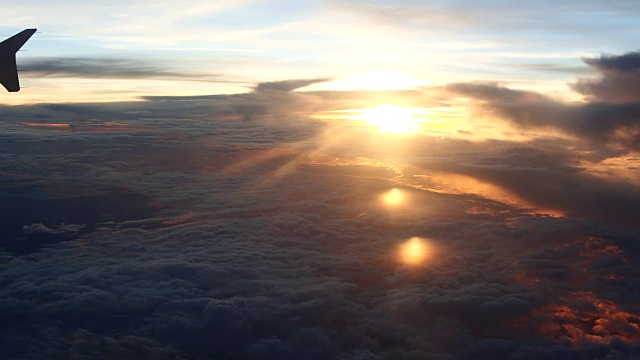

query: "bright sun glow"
(399, 237), (431, 266)
(381, 188), (406, 207)
(316, 71), (432, 91)
(362, 104), (422, 134)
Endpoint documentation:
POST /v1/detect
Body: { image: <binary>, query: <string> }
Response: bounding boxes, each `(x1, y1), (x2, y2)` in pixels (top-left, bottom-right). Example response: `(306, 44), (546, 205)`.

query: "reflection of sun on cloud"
(380, 188), (406, 207)
(399, 237), (431, 266)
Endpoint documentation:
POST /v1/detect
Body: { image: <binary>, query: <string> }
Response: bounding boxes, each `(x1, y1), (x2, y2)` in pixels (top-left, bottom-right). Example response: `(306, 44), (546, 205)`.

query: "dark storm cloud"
(583, 51), (640, 72)
(571, 51), (640, 103)
(446, 82), (640, 149)
(254, 78), (332, 93)
(22, 56), (228, 81)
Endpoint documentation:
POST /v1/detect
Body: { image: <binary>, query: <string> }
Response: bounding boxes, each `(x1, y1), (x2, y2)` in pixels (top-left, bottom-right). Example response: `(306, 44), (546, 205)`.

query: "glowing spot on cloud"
(399, 237), (431, 266)
(381, 188), (406, 207)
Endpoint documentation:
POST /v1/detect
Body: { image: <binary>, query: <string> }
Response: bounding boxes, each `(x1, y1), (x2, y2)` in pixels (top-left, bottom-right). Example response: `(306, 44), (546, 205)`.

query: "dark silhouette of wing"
(0, 29), (37, 92)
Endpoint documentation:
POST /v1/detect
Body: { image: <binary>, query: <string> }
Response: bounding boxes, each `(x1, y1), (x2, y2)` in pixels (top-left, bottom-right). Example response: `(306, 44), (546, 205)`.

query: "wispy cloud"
(22, 57), (229, 82)
(254, 78), (331, 93)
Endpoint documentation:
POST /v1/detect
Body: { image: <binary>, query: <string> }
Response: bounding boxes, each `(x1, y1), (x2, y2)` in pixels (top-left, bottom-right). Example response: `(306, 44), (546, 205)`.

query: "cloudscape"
(2, 1), (640, 359)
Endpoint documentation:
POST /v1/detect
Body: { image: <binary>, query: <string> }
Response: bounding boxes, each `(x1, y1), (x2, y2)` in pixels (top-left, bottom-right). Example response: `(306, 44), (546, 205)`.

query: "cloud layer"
(2, 51), (640, 359)
(23, 57), (225, 81)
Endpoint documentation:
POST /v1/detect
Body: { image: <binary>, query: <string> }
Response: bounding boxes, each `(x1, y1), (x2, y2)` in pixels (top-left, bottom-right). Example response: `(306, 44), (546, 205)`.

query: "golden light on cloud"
(381, 188), (406, 207)
(399, 237), (431, 266)
(410, 170), (566, 217)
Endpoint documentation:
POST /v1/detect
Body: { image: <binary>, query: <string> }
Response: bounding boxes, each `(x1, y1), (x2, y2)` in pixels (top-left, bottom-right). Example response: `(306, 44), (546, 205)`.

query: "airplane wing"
(0, 29), (37, 92)
(0, 57), (19, 92)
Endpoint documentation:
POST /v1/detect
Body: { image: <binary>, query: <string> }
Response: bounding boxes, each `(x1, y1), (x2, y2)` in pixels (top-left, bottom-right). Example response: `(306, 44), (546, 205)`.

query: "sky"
(3, 0), (640, 103)
(2, 1), (640, 359)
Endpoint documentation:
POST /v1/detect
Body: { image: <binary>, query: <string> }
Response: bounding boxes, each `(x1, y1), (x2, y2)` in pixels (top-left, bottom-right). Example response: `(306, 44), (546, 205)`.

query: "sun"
(311, 71), (432, 91)
(361, 104), (422, 134)
(311, 103), (435, 135)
